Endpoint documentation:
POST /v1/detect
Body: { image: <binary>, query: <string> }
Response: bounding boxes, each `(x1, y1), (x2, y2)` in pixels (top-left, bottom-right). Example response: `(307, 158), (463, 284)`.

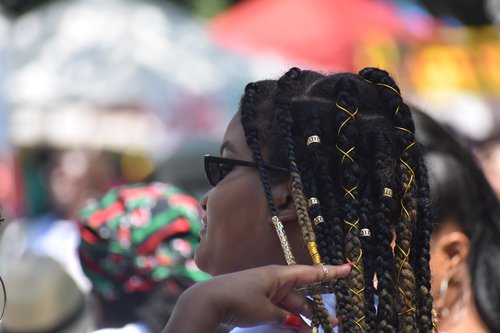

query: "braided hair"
(239, 67), (434, 333)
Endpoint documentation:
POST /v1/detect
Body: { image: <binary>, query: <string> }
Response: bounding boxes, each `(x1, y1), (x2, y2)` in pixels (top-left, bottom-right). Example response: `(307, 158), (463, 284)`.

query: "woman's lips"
(200, 218), (207, 237)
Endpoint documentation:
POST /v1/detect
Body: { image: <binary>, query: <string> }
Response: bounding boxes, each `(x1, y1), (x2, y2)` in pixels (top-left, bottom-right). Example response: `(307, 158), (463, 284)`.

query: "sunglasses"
(204, 155), (289, 187)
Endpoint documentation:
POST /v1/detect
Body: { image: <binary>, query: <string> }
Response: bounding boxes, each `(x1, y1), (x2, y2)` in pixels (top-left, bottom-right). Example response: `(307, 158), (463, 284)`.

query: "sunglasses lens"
(208, 161), (222, 186)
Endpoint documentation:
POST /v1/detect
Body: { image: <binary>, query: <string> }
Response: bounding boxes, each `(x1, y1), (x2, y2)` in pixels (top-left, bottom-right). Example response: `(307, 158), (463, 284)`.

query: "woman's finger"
(279, 264), (352, 288)
(277, 290), (313, 317)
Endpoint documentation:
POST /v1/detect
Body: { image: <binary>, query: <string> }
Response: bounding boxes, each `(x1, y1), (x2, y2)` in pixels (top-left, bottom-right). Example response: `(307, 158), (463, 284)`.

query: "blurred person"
(0, 148), (114, 291)
(474, 136), (500, 200)
(77, 182), (213, 333)
(0, 253), (94, 333)
(414, 110), (500, 333)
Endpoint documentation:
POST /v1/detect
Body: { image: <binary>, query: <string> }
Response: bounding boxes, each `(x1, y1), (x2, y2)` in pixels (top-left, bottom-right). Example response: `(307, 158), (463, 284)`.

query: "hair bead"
(308, 197), (320, 207)
(314, 215), (325, 225)
(383, 187), (393, 198)
(306, 135), (321, 146)
(360, 228), (371, 237)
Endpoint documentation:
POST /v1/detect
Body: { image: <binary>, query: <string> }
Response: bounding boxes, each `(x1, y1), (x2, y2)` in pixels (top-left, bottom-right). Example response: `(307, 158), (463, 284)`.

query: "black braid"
(240, 83), (280, 217)
(372, 132), (399, 333)
(414, 154), (434, 333)
(359, 67), (429, 333)
(275, 68), (333, 332)
(358, 178), (377, 332)
(334, 83), (367, 332)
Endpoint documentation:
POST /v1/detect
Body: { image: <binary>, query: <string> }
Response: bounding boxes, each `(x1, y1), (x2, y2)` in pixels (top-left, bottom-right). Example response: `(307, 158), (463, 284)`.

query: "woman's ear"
(271, 180), (297, 224)
(441, 231), (470, 270)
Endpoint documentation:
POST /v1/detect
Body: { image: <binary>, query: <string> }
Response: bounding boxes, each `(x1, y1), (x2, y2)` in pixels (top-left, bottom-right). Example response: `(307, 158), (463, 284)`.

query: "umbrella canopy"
(211, 0), (413, 71)
(2, 0), (283, 157)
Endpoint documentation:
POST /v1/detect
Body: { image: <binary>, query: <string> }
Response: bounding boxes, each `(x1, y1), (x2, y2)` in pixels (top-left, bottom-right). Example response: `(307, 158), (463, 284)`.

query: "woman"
(165, 67), (435, 333)
(414, 111), (500, 333)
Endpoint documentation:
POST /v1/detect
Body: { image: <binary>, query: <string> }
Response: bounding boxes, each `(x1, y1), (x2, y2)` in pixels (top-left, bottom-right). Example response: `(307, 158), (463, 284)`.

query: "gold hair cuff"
(383, 187), (393, 198)
(360, 228), (371, 237)
(308, 197), (320, 207)
(307, 242), (322, 265)
(271, 216), (296, 265)
(313, 215), (325, 225)
(306, 135), (321, 146)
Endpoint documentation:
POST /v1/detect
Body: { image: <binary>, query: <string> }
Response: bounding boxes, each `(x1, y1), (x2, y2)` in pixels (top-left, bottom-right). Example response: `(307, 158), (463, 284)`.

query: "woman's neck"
(438, 297), (489, 333)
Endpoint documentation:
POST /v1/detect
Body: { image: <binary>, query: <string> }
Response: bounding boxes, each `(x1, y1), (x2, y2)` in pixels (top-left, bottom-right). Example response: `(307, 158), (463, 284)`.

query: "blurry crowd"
(0, 180), (214, 333)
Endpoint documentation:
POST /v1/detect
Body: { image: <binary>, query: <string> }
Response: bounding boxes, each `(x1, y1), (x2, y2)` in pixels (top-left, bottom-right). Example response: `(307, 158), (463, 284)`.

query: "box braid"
(359, 67), (434, 333)
(333, 85), (368, 332)
(372, 132), (399, 333)
(240, 81), (296, 266)
(294, 94), (353, 330)
(274, 67), (333, 332)
(413, 159), (434, 333)
(360, 68), (419, 333)
(238, 67), (433, 333)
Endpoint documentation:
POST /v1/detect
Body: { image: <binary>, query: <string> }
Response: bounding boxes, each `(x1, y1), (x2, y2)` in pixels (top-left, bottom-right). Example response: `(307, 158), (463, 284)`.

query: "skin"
(163, 264), (352, 333)
(195, 113), (311, 276)
(429, 219), (489, 333)
(164, 112), (354, 333)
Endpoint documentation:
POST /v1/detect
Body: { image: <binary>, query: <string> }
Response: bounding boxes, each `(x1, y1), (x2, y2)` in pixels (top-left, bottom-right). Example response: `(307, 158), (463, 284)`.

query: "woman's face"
(195, 113), (288, 276)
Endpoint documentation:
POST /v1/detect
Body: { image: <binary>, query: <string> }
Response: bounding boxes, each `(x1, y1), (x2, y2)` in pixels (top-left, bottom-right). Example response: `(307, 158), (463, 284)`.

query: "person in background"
(414, 110), (500, 333)
(474, 134), (500, 200)
(0, 253), (94, 333)
(78, 182), (213, 333)
(165, 66), (435, 332)
(0, 149), (114, 291)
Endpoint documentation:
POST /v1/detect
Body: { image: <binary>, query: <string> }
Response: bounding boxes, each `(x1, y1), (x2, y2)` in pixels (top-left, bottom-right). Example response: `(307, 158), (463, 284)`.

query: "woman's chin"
(194, 247), (212, 275)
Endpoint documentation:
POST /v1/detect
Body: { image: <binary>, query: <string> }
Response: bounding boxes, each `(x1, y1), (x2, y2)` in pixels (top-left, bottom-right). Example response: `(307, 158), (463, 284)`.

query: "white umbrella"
(3, 0), (283, 158)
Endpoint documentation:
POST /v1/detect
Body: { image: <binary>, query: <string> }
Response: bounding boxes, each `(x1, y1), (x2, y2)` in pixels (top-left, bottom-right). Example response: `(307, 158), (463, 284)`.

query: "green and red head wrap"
(78, 182), (208, 301)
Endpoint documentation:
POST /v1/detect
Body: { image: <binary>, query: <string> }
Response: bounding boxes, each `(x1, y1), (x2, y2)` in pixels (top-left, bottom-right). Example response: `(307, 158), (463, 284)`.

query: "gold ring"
(320, 264), (328, 283)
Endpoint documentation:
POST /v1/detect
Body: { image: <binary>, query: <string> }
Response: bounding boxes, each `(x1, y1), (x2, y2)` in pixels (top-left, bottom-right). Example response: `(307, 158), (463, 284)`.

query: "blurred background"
(0, 0), (499, 220)
(0, 0), (498, 331)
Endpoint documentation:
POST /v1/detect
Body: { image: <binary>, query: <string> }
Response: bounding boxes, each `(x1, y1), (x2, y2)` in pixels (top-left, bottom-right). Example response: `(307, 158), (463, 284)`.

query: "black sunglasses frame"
(204, 154), (289, 186)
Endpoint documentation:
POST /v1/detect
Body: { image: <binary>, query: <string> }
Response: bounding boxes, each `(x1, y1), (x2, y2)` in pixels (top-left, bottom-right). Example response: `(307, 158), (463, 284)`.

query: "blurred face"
(195, 113), (287, 276)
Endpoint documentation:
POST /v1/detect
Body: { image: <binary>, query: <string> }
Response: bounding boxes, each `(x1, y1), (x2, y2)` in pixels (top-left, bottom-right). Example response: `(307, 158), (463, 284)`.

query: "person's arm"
(163, 264), (352, 333)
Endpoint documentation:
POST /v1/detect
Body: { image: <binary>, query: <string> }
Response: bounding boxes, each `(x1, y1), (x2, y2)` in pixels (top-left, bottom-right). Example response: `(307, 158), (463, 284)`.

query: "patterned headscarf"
(78, 182), (208, 301)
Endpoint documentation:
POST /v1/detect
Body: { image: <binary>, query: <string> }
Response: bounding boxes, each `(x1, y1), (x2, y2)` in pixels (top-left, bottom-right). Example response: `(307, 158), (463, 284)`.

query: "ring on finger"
(320, 264), (328, 283)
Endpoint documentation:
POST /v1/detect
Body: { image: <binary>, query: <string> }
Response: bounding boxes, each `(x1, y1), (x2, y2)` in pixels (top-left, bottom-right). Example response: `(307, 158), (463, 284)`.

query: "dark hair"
(413, 109), (500, 333)
(239, 67), (434, 333)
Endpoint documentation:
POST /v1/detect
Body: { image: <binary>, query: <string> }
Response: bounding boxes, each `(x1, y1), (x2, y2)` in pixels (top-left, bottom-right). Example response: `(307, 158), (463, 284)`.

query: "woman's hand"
(163, 264), (352, 333)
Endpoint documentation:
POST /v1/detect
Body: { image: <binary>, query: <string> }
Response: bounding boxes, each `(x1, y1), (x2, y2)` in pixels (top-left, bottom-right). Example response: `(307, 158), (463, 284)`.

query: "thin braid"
(335, 87), (367, 332)
(275, 68), (333, 332)
(372, 133), (399, 333)
(359, 186), (377, 332)
(414, 156), (434, 333)
(240, 82), (297, 265)
(241, 83), (279, 217)
(359, 68), (420, 333)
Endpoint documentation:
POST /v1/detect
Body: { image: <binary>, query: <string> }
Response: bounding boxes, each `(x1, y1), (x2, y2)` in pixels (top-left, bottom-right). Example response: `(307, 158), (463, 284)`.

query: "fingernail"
(329, 316), (340, 327)
(284, 313), (302, 328)
(341, 262), (354, 267)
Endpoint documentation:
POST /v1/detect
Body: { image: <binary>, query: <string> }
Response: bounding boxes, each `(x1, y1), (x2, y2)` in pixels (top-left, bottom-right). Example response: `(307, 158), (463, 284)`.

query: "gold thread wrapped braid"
(336, 101), (367, 331)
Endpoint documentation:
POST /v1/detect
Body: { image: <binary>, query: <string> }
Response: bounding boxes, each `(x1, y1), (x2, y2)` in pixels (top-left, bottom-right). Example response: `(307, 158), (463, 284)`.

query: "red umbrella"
(211, 0), (410, 71)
